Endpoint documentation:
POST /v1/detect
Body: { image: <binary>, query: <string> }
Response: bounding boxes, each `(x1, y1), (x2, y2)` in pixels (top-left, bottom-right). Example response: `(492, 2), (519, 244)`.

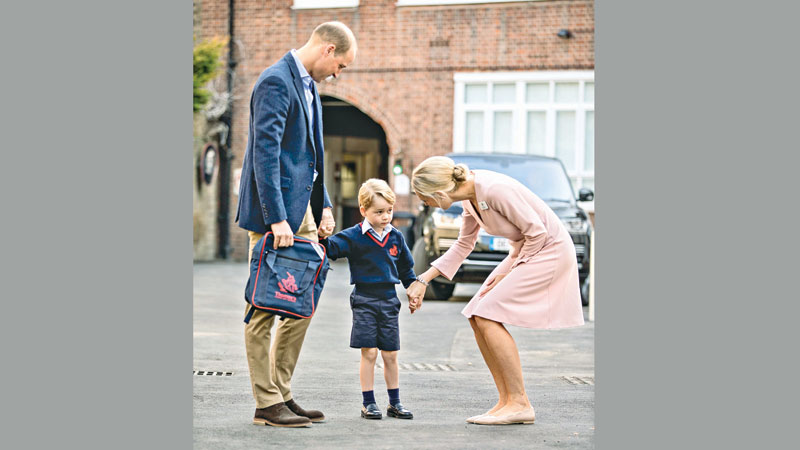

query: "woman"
(406, 156), (585, 425)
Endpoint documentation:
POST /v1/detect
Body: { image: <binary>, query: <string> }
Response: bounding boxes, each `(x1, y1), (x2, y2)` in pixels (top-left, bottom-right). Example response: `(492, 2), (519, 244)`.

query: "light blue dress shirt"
(290, 49), (318, 182)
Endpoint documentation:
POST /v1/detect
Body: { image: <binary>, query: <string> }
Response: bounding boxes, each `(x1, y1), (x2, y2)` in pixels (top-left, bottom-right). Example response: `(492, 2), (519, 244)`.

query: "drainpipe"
(217, 0), (236, 259)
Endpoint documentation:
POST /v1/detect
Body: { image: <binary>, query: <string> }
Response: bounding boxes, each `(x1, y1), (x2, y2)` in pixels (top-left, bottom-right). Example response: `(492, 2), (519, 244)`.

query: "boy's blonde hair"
(358, 178), (396, 209)
(411, 156), (469, 197)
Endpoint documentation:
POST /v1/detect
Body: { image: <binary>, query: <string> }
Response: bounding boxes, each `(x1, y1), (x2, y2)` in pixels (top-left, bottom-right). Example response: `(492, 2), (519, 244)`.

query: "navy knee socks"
(362, 390), (376, 407)
(363, 389), (401, 406)
(388, 388), (400, 406)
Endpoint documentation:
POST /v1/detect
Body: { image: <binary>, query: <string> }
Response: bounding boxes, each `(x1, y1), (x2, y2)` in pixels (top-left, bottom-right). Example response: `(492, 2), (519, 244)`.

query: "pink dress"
(431, 170), (585, 329)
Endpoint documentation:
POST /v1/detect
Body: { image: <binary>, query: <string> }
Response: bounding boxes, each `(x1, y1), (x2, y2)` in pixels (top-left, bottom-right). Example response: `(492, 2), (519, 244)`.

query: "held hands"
(407, 268), (442, 314)
(408, 293), (423, 314)
(270, 220), (294, 249)
(317, 207), (335, 239)
(406, 280), (427, 314)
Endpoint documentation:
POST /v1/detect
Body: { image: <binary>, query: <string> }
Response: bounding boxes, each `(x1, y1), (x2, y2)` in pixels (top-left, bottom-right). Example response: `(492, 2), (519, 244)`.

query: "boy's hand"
(317, 223), (334, 238)
(408, 295), (422, 314)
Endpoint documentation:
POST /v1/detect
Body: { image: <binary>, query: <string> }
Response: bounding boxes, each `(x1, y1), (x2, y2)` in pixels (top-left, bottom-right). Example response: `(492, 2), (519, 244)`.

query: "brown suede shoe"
(253, 403), (311, 427)
(285, 398), (325, 423)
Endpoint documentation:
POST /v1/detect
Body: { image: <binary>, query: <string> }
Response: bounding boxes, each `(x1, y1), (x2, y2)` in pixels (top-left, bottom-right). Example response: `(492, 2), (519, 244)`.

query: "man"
(236, 21), (357, 428)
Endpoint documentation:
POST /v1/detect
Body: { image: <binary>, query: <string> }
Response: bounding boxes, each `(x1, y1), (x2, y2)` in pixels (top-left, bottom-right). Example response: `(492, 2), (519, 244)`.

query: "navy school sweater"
(321, 222), (417, 296)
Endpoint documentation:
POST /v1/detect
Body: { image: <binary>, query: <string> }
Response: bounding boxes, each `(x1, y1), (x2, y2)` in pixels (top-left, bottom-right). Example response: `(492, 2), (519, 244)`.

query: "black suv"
(401, 153), (593, 305)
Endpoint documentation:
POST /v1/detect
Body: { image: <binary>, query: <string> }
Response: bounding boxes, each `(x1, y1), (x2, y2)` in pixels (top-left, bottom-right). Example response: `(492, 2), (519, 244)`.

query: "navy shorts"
(349, 290), (401, 351)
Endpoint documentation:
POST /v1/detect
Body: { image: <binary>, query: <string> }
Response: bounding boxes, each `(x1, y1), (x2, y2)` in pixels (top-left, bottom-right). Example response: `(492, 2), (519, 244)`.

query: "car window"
(450, 155), (575, 203)
(445, 203), (463, 215)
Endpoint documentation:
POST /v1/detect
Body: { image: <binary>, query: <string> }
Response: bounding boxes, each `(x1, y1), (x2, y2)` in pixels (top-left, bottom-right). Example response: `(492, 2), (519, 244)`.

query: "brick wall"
(195, 0), (594, 261)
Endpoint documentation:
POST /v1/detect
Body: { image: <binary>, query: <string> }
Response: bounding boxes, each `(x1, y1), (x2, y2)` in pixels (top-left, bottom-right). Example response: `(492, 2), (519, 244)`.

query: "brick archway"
(318, 84), (402, 158)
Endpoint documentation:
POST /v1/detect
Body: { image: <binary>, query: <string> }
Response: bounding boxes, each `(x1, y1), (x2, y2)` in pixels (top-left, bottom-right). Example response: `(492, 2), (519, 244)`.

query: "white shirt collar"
(361, 220), (393, 239)
(290, 49), (312, 88)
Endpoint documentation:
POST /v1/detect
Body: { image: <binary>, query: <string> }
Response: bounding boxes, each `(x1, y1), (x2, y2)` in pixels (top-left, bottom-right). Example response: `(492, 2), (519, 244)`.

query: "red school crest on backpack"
(275, 271), (298, 303)
(389, 245), (398, 256)
(244, 231), (330, 321)
(278, 272), (298, 293)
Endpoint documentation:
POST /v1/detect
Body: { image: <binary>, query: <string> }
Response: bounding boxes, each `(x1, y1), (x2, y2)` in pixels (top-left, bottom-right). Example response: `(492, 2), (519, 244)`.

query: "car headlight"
(432, 209), (463, 228)
(562, 217), (588, 233)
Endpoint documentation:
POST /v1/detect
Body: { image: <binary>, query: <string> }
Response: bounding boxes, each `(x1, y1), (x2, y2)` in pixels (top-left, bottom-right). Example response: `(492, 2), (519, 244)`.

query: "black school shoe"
(387, 403), (413, 419)
(361, 403), (382, 419)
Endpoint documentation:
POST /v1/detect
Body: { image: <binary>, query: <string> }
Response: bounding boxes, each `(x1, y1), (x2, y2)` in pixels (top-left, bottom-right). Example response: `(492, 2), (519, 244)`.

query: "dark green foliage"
(193, 37), (227, 112)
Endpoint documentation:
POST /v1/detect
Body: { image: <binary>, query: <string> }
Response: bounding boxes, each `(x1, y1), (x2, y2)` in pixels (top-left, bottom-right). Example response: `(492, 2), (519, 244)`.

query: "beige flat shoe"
(472, 414), (499, 425)
(466, 414), (486, 423)
(473, 407), (535, 425)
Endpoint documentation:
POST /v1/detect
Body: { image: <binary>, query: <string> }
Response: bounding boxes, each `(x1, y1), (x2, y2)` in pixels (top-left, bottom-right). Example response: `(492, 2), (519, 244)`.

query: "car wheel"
(580, 277), (590, 306)
(429, 280), (455, 300)
(412, 239), (456, 300)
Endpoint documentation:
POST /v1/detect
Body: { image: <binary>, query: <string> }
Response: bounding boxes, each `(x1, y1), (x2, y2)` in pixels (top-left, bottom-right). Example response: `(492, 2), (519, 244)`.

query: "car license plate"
(490, 237), (510, 251)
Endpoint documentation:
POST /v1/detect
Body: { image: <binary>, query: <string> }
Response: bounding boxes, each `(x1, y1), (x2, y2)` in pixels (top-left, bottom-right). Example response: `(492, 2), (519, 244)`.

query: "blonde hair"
(358, 178), (396, 209)
(312, 22), (355, 56)
(411, 156), (469, 197)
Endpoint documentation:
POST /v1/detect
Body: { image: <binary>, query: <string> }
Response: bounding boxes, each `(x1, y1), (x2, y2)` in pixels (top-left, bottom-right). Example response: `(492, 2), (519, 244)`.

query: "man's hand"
(270, 220), (294, 249)
(479, 272), (508, 297)
(317, 207), (335, 238)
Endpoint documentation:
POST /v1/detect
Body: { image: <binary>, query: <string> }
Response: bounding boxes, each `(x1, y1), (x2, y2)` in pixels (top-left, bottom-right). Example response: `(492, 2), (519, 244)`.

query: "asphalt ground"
(194, 260), (594, 449)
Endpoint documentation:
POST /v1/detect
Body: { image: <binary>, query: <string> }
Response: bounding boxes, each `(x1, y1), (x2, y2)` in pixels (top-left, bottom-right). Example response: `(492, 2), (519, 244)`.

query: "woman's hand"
(480, 272), (508, 297)
(407, 267), (443, 314)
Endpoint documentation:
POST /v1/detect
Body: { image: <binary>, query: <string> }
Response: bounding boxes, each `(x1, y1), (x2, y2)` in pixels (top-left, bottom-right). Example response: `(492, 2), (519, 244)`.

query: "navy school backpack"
(244, 232), (330, 322)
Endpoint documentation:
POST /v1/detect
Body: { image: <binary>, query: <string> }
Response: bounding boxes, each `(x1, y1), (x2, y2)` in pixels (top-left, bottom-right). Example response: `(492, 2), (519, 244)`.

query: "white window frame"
(292, 0), (359, 9)
(453, 71), (594, 191)
(397, 0), (541, 6)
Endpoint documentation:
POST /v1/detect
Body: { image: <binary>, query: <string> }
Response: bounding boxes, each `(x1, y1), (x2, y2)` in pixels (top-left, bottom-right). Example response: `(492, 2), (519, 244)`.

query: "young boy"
(321, 179), (417, 420)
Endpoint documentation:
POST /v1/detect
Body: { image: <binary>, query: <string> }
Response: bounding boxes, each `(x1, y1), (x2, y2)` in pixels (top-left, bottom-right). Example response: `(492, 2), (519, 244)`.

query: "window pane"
(569, 176), (579, 192)
(465, 84), (487, 104)
(526, 83), (549, 103)
(465, 112), (484, 152)
(584, 82), (594, 103)
(526, 111), (546, 155)
(581, 177), (594, 192)
(555, 111), (576, 170)
(493, 111), (513, 152)
(584, 111), (594, 171)
(493, 83), (516, 103)
(555, 82), (579, 103)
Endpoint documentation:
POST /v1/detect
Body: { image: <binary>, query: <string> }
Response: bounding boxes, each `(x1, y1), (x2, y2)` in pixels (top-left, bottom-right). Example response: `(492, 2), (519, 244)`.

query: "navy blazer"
(236, 52), (332, 234)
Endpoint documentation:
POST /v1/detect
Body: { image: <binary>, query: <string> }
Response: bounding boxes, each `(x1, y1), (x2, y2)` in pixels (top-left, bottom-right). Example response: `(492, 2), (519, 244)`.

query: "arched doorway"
(321, 96), (390, 231)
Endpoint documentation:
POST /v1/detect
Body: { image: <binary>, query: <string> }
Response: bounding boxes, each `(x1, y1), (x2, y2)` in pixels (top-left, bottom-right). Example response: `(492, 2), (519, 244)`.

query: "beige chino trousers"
(245, 203), (318, 408)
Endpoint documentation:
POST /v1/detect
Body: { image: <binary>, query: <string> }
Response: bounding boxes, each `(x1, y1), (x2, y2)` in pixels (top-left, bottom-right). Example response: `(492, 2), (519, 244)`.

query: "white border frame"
(292, 0), (359, 9)
(397, 0), (541, 6)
